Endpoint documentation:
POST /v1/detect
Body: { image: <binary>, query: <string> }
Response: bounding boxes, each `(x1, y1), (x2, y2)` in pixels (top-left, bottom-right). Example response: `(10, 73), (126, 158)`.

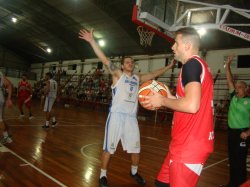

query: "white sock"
(46, 121), (49, 126)
(3, 131), (8, 137)
(52, 117), (56, 122)
(131, 165), (138, 175)
(100, 169), (107, 178)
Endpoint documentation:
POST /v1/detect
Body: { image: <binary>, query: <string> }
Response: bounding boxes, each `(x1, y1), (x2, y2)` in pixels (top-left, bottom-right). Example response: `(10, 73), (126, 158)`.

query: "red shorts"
(18, 96), (31, 109)
(157, 153), (204, 187)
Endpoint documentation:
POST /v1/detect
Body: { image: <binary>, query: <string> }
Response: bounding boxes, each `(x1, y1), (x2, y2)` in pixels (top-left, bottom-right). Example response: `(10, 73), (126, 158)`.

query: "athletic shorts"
(156, 153), (204, 187)
(43, 97), (56, 112)
(18, 96), (31, 109)
(103, 112), (140, 154)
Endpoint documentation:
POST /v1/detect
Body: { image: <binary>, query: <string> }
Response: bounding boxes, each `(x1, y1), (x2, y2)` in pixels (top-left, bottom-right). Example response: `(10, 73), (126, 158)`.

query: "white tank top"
(110, 74), (139, 115)
(48, 79), (57, 98)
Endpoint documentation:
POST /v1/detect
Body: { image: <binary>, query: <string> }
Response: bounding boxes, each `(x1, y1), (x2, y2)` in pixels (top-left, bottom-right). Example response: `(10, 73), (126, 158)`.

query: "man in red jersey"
(18, 73), (34, 119)
(141, 27), (214, 187)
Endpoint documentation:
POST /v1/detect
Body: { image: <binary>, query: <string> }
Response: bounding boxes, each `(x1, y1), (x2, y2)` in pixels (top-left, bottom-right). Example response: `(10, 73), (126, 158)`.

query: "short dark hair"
(46, 72), (53, 78)
(121, 56), (134, 65)
(175, 27), (200, 49)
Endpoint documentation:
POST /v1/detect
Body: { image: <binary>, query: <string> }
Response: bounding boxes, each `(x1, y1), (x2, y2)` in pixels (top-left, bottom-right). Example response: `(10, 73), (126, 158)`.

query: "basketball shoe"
(130, 172), (146, 186)
(52, 121), (57, 128)
(1, 136), (13, 144)
(99, 176), (108, 187)
(42, 125), (49, 129)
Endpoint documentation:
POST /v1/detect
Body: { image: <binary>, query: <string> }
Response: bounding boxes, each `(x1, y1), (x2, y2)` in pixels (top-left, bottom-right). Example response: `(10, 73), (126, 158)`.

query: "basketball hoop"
(137, 26), (155, 47)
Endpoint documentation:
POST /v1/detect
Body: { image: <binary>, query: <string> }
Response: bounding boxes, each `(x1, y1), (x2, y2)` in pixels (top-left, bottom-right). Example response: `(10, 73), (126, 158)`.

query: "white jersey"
(110, 74), (139, 115)
(47, 79), (57, 98)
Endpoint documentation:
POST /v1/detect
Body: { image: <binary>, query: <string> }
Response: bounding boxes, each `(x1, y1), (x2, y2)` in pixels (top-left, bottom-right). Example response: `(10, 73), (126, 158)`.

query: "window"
(68, 64), (77, 70)
(238, 55), (250, 68)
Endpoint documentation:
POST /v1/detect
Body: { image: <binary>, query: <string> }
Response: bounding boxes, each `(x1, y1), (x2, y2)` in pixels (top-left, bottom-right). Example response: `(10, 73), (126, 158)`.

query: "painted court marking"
(203, 158), (228, 170)
(0, 144), (67, 187)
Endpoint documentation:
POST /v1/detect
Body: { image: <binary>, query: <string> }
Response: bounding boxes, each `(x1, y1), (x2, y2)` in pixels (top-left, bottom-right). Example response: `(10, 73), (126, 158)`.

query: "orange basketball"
(138, 80), (168, 110)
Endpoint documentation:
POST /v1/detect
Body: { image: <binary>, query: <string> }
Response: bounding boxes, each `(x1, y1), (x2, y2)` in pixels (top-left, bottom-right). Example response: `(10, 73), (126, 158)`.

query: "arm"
(44, 81), (50, 96)
(139, 60), (176, 83)
(141, 82), (201, 113)
(3, 76), (13, 107)
(79, 29), (122, 78)
(28, 83), (33, 98)
(225, 55), (235, 90)
(141, 59), (202, 113)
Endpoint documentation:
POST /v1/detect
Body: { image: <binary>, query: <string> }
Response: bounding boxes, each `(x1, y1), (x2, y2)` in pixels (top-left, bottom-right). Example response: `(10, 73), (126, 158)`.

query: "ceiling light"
(197, 28), (207, 37)
(46, 48), (52, 53)
(11, 17), (18, 23)
(98, 39), (105, 47)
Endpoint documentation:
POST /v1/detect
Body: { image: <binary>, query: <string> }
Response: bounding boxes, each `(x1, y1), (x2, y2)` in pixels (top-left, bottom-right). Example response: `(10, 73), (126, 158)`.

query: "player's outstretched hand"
(79, 29), (94, 43)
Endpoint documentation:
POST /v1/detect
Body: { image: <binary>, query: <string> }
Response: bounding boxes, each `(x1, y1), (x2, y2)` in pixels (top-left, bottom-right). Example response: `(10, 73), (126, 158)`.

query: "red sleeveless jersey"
(170, 55), (214, 163)
(18, 81), (31, 97)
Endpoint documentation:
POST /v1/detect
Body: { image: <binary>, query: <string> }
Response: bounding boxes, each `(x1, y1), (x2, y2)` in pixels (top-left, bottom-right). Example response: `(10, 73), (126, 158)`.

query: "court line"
(0, 144), (68, 187)
(80, 143), (167, 162)
(203, 158), (228, 170)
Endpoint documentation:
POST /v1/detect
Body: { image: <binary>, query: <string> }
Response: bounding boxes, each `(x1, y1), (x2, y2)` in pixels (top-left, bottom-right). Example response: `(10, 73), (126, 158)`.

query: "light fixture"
(11, 17), (18, 23)
(98, 39), (105, 47)
(46, 48), (52, 53)
(197, 28), (207, 37)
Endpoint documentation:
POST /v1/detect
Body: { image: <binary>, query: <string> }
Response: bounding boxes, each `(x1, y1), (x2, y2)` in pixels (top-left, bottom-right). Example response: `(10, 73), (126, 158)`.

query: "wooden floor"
(0, 100), (249, 187)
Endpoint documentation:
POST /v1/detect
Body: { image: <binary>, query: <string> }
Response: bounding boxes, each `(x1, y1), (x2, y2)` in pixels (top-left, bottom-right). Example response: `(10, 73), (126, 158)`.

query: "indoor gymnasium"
(0, 0), (250, 187)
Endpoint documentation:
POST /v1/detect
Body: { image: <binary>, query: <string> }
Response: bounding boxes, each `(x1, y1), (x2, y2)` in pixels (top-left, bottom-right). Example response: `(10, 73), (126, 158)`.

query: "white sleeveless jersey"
(110, 74), (139, 115)
(48, 79), (57, 98)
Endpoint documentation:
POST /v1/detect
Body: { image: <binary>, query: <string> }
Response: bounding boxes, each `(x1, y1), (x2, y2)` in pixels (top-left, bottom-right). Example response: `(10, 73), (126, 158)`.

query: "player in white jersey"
(0, 72), (13, 144)
(42, 72), (58, 129)
(79, 29), (176, 187)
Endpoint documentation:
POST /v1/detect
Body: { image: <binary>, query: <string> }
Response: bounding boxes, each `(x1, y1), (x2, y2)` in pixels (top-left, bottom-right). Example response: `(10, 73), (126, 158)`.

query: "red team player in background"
(142, 27), (214, 187)
(18, 73), (34, 119)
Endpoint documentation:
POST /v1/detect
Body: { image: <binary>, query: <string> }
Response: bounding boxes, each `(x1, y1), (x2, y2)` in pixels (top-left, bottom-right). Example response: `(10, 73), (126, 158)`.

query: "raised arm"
(79, 29), (109, 66)
(225, 55), (235, 90)
(139, 60), (176, 83)
(79, 29), (121, 78)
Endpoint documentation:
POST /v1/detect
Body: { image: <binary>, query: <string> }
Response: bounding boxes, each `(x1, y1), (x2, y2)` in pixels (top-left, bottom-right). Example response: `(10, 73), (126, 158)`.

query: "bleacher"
(36, 69), (250, 130)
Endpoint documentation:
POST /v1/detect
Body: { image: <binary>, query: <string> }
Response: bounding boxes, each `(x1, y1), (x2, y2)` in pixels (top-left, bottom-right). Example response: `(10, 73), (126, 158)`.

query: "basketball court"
(0, 0), (250, 187)
(1, 100), (248, 187)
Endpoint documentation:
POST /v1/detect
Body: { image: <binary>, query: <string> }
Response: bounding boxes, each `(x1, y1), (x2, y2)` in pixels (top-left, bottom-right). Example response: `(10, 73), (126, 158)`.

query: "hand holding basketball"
(138, 80), (168, 110)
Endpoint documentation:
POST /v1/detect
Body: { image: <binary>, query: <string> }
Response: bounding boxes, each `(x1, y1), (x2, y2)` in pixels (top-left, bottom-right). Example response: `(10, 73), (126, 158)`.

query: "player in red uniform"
(141, 27), (214, 187)
(18, 74), (34, 119)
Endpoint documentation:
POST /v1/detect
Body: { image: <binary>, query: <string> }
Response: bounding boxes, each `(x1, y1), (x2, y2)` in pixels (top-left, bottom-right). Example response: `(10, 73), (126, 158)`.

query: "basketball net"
(137, 26), (155, 47)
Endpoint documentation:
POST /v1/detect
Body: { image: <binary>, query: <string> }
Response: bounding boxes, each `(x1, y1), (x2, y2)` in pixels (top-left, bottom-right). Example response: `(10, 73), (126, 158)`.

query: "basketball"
(138, 80), (168, 110)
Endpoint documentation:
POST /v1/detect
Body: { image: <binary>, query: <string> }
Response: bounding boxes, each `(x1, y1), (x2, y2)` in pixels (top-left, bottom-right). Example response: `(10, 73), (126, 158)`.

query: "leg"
(228, 129), (241, 187)
(101, 151), (111, 170)
(131, 153), (139, 166)
(124, 117), (145, 185)
(99, 151), (111, 187)
(170, 161), (202, 187)
(25, 98), (33, 118)
(43, 97), (50, 128)
(0, 99), (12, 144)
(18, 97), (24, 116)
(99, 113), (122, 187)
(156, 153), (170, 186)
(236, 138), (248, 186)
